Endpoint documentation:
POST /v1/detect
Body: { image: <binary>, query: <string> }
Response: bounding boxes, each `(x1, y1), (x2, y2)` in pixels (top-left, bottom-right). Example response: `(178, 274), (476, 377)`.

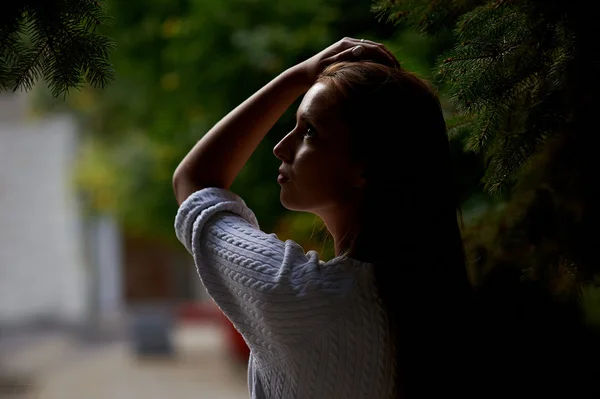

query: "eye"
(304, 124), (317, 139)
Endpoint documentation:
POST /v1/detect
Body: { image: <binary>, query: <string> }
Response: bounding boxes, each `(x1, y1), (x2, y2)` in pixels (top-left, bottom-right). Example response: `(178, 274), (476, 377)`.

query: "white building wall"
(0, 92), (89, 326)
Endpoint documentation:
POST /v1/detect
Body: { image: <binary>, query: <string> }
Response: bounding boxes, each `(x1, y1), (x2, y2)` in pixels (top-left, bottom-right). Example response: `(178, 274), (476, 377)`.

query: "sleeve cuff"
(174, 187), (259, 254)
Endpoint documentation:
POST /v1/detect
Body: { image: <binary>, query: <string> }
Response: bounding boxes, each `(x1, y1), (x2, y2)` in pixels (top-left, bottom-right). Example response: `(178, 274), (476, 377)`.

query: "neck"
(318, 203), (361, 258)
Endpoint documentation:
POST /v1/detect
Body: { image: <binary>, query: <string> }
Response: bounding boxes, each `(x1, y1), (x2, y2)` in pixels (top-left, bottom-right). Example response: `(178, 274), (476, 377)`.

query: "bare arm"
(172, 66), (308, 205)
(173, 38), (399, 205)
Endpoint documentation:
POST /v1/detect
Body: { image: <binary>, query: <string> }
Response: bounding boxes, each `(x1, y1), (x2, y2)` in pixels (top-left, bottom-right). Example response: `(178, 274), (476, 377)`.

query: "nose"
(273, 132), (293, 162)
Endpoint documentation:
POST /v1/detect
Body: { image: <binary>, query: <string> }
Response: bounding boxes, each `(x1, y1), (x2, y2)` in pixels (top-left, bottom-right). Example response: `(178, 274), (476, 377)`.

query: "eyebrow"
(295, 110), (318, 126)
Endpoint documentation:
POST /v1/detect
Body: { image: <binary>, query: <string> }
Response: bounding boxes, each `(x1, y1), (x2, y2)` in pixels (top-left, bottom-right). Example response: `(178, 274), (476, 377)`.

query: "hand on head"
(294, 37), (401, 89)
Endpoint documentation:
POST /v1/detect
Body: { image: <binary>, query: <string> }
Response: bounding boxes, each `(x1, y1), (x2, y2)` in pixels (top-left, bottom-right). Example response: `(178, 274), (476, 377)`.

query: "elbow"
(173, 166), (192, 206)
(173, 165), (208, 205)
(172, 168), (180, 195)
(172, 165), (184, 192)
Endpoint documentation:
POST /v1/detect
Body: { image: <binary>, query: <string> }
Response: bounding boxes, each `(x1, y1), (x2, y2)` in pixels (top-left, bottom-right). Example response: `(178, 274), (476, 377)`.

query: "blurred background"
(1, 0), (600, 398)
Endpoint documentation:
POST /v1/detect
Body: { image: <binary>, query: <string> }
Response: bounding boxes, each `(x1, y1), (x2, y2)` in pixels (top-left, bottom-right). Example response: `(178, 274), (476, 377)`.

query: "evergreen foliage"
(1, 0), (115, 97)
(374, 0), (600, 291)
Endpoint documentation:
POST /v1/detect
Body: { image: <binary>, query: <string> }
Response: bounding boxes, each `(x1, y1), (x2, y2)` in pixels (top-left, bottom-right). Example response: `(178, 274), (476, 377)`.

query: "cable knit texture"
(175, 187), (396, 398)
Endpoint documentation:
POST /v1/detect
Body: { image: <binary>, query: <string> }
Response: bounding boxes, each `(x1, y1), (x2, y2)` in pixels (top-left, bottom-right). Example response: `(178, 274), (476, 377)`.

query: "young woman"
(174, 37), (473, 398)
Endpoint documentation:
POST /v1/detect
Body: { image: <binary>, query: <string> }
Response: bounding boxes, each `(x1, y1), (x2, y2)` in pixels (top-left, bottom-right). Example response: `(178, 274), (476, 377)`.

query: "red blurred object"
(177, 301), (250, 362)
(177, 301), (221, 321)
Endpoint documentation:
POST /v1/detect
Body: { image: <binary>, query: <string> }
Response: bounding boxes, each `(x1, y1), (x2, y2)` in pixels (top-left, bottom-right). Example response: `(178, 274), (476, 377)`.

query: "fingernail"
(351, 45), (364, 56)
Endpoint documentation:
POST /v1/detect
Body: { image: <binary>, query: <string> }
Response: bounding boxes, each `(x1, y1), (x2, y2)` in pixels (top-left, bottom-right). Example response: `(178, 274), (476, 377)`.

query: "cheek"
(288, 150), (354, 203)
(294, 149), (334, 186)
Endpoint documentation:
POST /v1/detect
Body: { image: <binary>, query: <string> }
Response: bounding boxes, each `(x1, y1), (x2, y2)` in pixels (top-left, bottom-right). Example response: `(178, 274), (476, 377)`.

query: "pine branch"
(446, 113), (476, 134)
(468, 107), (499, 153)
(374, 0), (583, 198)
(371, 0), (486, 34)
(0, 0), (115, 98)
(11, 45), (47, 93)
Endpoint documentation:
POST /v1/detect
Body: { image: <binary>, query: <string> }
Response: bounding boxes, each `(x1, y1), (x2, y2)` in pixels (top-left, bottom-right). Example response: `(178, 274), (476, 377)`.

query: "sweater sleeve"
(174, 187), (358, 353)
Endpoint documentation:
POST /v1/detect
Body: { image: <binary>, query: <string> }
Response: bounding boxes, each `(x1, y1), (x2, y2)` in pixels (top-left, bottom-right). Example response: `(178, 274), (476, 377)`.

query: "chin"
(279, 198), (299, 211)
(279, 191), (306, 212)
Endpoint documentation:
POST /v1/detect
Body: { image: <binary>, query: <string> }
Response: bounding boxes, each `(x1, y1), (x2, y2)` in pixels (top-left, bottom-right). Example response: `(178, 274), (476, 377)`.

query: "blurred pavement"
(0, 323), (248, 399)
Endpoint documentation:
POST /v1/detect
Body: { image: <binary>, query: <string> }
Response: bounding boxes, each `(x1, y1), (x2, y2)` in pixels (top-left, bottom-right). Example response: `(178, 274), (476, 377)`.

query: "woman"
(174, 37), (473, 398)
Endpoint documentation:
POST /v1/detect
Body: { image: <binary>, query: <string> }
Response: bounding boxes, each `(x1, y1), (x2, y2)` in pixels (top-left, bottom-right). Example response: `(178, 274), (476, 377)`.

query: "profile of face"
(273, 82), (365, 216)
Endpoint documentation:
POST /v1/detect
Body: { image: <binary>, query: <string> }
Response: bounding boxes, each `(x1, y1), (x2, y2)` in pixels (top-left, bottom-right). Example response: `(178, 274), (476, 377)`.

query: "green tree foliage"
(375, 0), (600, 296)
(1, 0), (115, 97)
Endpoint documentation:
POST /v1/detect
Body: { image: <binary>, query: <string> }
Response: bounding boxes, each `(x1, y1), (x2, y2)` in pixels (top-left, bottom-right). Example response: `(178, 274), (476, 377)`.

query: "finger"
(363, 40), (401, 68)
(377, 47), (401, 68)
(355, 43), (399, 68)
(322, 46), (359, 65)
(353, 39), (400, 68)
(323, 44), (398, 69)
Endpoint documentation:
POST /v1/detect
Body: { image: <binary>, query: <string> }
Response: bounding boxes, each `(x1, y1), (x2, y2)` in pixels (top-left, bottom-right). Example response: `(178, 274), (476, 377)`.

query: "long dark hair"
(317, 62), (474, 398)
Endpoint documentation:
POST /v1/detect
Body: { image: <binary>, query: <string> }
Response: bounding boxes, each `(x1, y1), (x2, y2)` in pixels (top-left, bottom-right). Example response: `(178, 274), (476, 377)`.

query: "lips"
(278, 168), (290, 184)
(278, 168), (290, 179)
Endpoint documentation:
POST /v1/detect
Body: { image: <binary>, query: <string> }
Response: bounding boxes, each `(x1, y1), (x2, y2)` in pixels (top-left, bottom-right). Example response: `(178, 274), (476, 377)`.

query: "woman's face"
(273, 82), (364, 214)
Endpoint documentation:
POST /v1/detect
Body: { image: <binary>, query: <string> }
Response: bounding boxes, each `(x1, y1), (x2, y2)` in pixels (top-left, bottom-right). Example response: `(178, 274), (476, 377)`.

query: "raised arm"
(172, 67), (306, 205)
(172, 37), (398, 205)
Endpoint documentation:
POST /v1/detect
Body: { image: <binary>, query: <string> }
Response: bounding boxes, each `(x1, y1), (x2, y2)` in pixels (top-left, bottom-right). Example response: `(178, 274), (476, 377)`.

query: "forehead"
(298, 82), (348, 133)
(298, 82), (337, 113)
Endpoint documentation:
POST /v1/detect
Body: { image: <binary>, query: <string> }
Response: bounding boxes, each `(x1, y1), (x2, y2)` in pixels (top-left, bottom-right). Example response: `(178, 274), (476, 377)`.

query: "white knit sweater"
(175, 187), (396, 398)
